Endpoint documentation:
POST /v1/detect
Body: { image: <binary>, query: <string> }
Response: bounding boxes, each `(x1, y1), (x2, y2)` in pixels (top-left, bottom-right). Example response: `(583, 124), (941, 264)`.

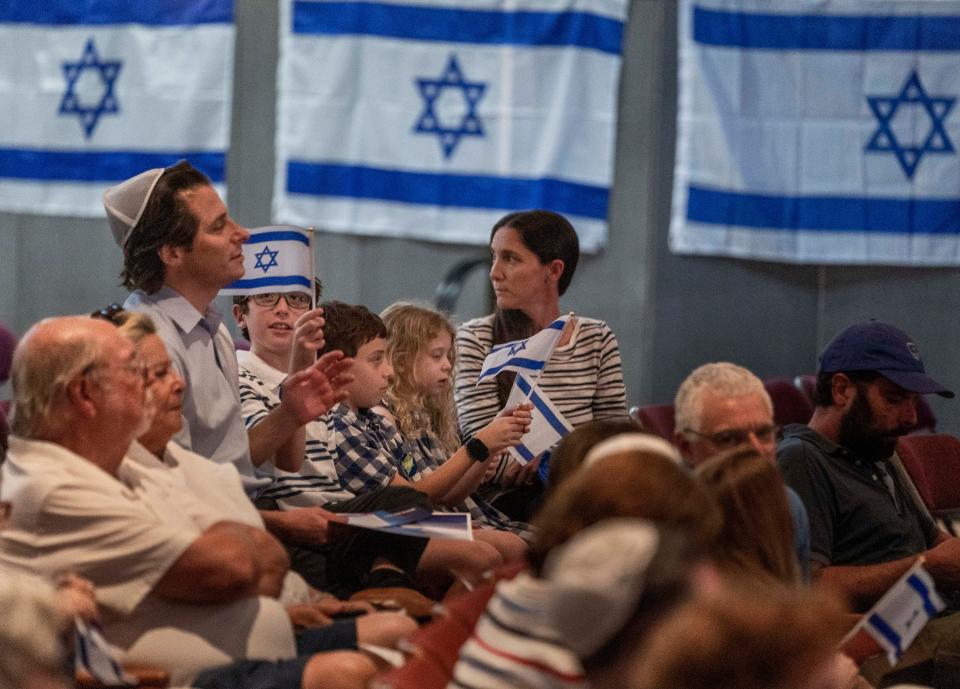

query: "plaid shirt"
(330, 404), (420, 495)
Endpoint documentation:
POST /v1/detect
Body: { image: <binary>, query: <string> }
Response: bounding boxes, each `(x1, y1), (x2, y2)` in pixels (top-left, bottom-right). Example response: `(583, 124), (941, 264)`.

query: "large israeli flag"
(274, 0), (628, 251)
(0, 1), (233, 217)
(671, 0), (960, 265)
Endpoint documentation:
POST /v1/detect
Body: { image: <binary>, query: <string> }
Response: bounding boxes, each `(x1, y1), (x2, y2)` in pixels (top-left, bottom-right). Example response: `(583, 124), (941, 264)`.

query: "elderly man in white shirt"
(0, 316), (378, 689)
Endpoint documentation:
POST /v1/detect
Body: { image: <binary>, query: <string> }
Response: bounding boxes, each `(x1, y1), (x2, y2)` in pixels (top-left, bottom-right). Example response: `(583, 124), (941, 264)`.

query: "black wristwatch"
(465, 436), (490, 463)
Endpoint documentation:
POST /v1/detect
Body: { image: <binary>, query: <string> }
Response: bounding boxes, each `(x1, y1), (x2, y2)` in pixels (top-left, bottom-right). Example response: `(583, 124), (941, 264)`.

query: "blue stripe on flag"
(287, 162), (608, 221)
(292, 2), (624, 55)
(516, 375), (571, 438)
(907, 573), (940, 617)
(514, 443), (535, 462)
(226, 275), (313, 289)
(0, 148), (226, 183)
(686, 185), (960, 235)
(491, 321), (565, 355)
(246, 231), (310, 246)
(480, 358), (546, 379)
(0, 0), (233, 25)
(867, 613), (903, 656)
(692, 6), (960, 51)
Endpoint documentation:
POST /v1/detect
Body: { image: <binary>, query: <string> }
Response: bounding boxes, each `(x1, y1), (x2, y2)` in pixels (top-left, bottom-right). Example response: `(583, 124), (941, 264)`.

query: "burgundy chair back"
(764, 378), (814, 427)
(896, 434), (960, 517)
(632, 404), (676, 441)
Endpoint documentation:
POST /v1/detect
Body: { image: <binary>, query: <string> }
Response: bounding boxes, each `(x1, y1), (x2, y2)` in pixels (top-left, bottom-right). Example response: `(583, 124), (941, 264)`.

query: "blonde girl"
(378, 302), (533, 560)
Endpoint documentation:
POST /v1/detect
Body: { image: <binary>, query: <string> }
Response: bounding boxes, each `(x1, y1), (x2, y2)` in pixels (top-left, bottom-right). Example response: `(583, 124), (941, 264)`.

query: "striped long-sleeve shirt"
(454, 315), (628, 441)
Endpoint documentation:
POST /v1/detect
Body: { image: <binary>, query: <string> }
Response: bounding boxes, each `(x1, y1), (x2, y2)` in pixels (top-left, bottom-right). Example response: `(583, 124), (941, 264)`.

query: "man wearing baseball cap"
(778, 321), (960, 684)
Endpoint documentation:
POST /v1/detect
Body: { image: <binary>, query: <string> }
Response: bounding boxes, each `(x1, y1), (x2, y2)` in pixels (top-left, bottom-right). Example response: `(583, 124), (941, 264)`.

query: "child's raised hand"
(288, 307), (326, 373)
(280, 351), (354, 424)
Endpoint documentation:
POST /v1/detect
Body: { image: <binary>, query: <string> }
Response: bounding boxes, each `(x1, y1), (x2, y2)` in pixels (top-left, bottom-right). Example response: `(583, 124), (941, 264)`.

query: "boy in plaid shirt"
(321, 301), (511, 582)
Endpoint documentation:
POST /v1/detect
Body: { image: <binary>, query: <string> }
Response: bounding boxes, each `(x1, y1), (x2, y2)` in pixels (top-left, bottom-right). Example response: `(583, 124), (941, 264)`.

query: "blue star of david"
(507, 341), (527, 356)
(413, 54), (487, 159)
(59, 38), (123, 139)
(865, 71), (956, 179)
(254, 246), (279, 273)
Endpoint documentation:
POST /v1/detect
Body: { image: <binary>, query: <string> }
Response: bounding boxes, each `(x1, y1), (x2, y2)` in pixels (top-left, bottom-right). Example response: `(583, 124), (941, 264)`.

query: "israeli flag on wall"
(221, 226), (315, 296)
(671, 0), (960, 265)
(274, 0), (628, 252)
(0, 1), (233, 217)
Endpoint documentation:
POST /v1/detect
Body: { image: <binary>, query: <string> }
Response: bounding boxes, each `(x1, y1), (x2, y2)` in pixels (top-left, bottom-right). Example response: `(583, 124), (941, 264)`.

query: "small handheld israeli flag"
(843, 559), (945, 666)
(505, 373), (573, 465)
(221, 226), (314, 296)
(75, 618), (135, 687)
(477, 315), (569, 383)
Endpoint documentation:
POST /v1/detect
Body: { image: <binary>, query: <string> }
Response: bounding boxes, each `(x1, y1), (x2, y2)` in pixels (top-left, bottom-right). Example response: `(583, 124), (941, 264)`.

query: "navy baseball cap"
(818, 321), (953, 398)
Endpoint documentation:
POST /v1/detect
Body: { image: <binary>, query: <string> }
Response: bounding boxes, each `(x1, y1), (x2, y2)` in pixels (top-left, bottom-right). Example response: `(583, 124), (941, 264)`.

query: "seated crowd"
(0, 161), (957, 689)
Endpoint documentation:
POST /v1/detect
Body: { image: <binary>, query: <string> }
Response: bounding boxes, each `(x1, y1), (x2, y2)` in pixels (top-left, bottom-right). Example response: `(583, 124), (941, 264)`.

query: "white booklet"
(341, 507), (473, 541)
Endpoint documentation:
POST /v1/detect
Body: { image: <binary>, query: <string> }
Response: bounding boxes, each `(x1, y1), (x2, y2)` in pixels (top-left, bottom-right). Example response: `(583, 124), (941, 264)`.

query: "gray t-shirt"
(777, 424), (938, 568)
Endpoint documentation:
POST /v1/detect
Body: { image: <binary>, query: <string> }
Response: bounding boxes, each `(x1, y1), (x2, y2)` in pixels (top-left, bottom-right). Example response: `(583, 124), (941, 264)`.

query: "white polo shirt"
(0, 436), (295, 686)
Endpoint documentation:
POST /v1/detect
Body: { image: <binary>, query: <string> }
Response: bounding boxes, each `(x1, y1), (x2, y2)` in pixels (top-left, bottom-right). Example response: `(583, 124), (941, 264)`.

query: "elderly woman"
(454, 210), (628, 517)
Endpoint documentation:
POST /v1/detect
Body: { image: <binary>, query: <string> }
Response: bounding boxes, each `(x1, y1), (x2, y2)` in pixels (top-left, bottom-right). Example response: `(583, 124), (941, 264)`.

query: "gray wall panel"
(2, 0), (958, 434)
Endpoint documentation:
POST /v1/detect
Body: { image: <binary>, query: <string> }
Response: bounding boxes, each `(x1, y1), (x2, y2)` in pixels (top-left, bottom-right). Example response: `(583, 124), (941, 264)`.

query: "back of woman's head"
(631, 583), (847, 689)
(530, 450), (721, 573)
(695, 447), (799, 586)
(491, 210), (580, 296)
(545, 418), (642, 493)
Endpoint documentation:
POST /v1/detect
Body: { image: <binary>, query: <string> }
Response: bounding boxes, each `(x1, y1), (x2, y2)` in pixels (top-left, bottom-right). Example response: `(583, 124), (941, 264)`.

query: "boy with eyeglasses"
(234, 291), (435, 602)
(234, 295), (513, 595)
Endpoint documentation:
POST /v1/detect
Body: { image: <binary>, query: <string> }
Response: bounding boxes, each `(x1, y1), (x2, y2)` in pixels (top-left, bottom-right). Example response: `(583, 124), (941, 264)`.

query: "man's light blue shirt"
(125, 287), (269, 497)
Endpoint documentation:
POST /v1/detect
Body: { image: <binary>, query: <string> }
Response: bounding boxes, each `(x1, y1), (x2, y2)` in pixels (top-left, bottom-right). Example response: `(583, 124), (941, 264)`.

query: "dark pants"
(256, 486), (431, 598)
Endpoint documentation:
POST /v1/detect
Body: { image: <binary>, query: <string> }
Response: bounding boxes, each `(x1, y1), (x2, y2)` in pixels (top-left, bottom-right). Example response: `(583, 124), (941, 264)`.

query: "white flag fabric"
(861, 560), (945, 665)
(221, 226), (315, 296)
(75, 619), (135, 687)
(0, 1), (233, 217)
(274, 0), (628, 251)
(477, 315), (568, 382)
(671, 0), (960, 265)
(506, 373), (574, 465)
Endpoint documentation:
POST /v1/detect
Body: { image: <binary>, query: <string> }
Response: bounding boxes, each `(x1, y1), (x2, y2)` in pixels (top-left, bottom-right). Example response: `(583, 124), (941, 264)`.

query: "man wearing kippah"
(778, 320), (960, 685)
(104, 162), (346, 542)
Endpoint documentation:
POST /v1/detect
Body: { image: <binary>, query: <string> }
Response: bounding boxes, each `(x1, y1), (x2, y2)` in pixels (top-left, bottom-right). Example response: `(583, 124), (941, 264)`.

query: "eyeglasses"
(90, 303), (126, 325)
(683, 424), (781, 449)
(248, 292), (312, 310)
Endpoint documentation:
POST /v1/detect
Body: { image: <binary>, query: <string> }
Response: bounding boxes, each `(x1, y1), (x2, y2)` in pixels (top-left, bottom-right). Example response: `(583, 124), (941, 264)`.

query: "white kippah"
(582, 432), (682, 468)
(543, 519), (659, 659)
(103, 167), (165, 247)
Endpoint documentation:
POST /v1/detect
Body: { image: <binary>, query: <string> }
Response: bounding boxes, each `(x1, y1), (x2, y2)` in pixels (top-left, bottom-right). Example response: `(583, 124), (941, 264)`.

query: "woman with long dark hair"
(454, 210), (627, 513)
